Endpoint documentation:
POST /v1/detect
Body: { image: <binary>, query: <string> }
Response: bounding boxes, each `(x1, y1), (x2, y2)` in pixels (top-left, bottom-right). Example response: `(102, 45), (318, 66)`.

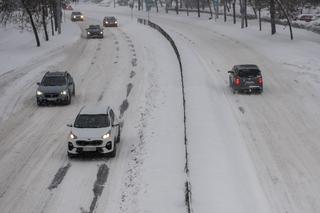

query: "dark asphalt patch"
(127, 83), (133, 97)
(130, 70), (136, 78)
(48, 163), (71, 190)
(119, 99), (129, 118)
(89, 164), (109, 213)
(115, 41), (119, 45)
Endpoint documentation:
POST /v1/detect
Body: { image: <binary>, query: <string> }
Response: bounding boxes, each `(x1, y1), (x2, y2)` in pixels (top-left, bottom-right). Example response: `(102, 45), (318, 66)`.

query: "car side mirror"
(37, 82), (41, 85)
(112, 123), (120, 127)
(67, 124), (73, 127)
(228, 71), (233, 74)
(68, 82), (73, 85)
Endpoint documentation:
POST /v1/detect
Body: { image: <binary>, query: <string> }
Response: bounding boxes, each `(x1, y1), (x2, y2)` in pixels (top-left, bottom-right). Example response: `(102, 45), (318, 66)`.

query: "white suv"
(67, 105), (120, 158)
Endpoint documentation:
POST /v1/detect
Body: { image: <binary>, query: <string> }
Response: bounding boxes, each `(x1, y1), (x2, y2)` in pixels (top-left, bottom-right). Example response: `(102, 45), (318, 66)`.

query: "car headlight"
(69, 132), (77, 139)
(36, 90), (43, 96)
(115, 21), (118, 24)
(73, 16), (76, 18)
(87, 32), (90, 34)
(61, 90), (68, 95)
(105, 21), (108, 24)
(102, 133), (110, 139)
(100, 31), (103, 34)
(81, 15), (84, 18)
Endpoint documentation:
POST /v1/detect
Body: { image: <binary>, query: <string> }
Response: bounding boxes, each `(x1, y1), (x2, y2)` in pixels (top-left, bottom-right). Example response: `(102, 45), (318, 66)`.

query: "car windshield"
(238, 69), (261, 77)
(42, 76), (66, 86)
(74, 114), (110, 128)
(72, 12), (81, 15)
(107, 17), (115, 21)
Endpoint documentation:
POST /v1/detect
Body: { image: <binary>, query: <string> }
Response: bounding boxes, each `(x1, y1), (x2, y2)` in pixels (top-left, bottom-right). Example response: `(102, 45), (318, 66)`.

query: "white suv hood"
(71, 127), (111, 139)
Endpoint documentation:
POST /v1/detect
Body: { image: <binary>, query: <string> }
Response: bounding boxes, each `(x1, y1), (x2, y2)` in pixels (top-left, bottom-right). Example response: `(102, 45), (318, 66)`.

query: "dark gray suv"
(228, 64), (263, 94)
(36, 71), (75, 106)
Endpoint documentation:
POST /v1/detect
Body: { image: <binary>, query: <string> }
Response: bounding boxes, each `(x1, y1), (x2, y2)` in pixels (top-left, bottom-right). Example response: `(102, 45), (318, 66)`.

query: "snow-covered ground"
(1, 1), (320, 213)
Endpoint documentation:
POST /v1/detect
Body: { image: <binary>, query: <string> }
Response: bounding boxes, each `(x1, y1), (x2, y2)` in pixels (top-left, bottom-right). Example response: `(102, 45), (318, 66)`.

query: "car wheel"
(116, 127), (121, 143)
(67, 152), (76, 158)
(37, 99), (42, 106)
(109, 144), (116, 158)
(232, 88), (236, 94)
(67, 93), (72, 105)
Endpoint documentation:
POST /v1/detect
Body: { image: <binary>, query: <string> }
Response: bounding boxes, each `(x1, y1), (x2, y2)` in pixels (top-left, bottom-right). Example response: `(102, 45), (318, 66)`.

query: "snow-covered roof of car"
(79, 105), (110, 115)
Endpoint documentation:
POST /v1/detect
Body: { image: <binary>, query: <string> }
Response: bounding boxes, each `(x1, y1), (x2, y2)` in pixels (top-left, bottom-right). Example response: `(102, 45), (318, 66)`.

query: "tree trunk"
(244, 0), (247, 27)
(258, 8), (261, 30)
(233, 0), (236, 24)
(208, 0), (213, 19)
(275, 0), (293, 39)
(224, 0), (227, 22)
(57, 0), (61, 34)
(155, 0), (159, 12)
(51, 12), (54, 36)
(240, 0), (244, 28)
(270, 0), (276, 34)
(176, 0), (179, 14)
(249, 0), (257, 18)
(197, 0), (200, 17)
(21, 0), (40, 47)
(42, 5), (49, 41)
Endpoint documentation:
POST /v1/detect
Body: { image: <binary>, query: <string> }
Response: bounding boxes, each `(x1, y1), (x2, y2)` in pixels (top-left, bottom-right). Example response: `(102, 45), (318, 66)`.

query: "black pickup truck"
(228, 64), (263, 94)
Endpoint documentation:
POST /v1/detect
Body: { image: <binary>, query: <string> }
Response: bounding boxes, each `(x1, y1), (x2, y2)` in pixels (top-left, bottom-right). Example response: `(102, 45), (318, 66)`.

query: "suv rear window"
(42, 76), (66, 86)
(74, 114), (110, 128)
(238, 69), (261, 77)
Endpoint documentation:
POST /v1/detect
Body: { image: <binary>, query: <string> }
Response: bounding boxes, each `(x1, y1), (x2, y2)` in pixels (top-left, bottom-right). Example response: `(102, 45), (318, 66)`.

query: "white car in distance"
(67, 105), (120, 158)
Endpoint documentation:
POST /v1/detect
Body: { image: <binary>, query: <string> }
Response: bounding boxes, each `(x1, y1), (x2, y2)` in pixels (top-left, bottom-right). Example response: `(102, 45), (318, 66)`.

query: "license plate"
(246, 81), (255, 84)
(83, 147), (96, 152)
(47, 98), (57, 101)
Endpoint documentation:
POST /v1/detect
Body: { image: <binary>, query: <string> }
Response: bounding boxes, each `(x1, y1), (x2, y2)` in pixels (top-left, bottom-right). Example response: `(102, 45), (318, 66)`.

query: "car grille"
(44, 93), (59, 98)
(76, 140), (103, 146)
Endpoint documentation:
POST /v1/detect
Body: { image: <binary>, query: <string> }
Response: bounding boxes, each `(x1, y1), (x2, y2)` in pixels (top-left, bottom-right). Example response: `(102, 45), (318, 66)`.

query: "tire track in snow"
(81, 164), (109, 213)
(48, 163), (71, 190)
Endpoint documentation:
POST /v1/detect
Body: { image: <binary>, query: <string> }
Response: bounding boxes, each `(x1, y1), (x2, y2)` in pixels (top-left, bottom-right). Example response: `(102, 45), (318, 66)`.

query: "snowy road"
(1, 1), (320, 213)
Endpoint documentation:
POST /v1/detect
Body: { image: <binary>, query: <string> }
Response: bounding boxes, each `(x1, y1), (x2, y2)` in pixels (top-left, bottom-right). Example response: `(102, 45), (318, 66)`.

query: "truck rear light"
(235, 78), (241, 86)
(258, 77), (263, 85)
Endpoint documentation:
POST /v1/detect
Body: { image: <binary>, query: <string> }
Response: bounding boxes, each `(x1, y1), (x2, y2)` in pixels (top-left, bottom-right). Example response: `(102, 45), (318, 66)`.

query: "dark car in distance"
(71, 11), (84, 21)
(36, 71), (75, 105)
(228, 64), (263, 94)
(86, 25), (104, 38)
(103, 16), (118, 27)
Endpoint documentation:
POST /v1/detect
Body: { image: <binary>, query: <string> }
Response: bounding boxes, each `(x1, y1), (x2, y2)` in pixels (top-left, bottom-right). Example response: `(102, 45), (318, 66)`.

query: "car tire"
(232, 88), (236, 94)
(67, 152), (76, 158)
(37, 99), (42, 106)
(66, 93), (72, 105)
(116, 127), (121, 143)
(109, 144), (116, 158)
(72, 85), (75, 96)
